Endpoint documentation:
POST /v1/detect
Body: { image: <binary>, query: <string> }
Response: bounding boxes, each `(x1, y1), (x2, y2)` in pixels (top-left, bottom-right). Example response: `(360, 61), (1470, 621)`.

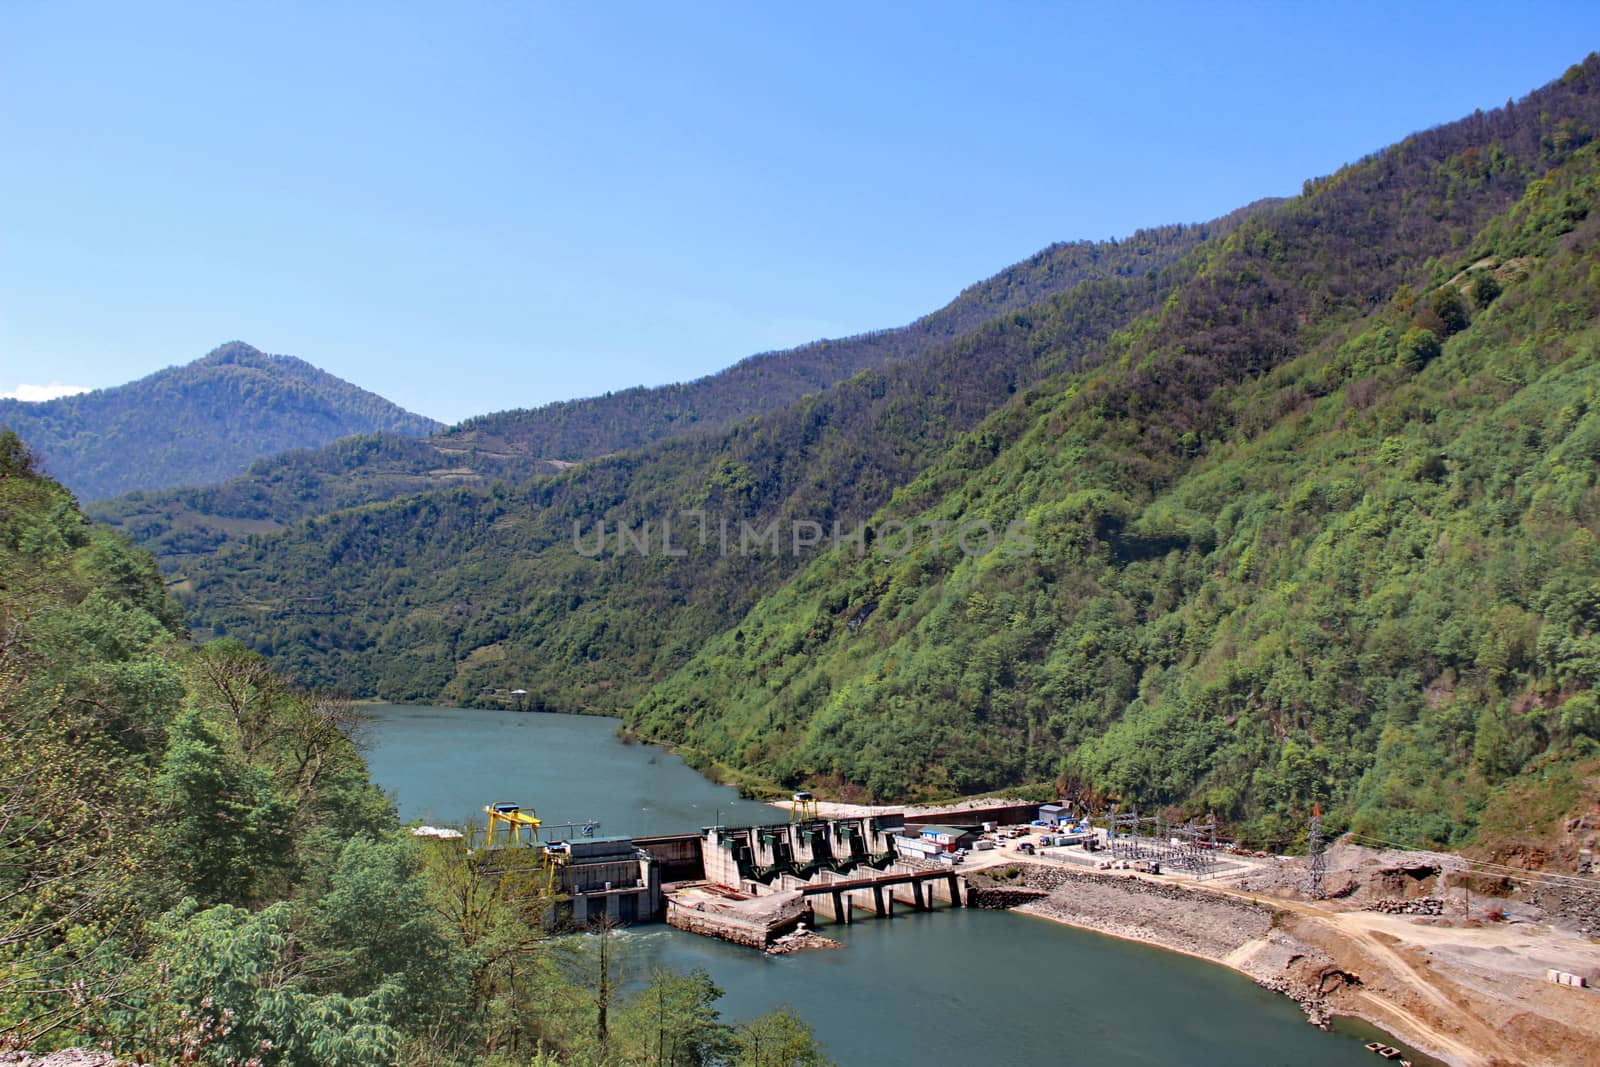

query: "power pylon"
(1304, 803), (1326, 900)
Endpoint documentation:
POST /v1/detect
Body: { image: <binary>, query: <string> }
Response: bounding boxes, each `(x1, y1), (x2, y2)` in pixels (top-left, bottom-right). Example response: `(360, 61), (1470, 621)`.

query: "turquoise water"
(361, 704), (782, 833)
(363, 705), (1426, 1066)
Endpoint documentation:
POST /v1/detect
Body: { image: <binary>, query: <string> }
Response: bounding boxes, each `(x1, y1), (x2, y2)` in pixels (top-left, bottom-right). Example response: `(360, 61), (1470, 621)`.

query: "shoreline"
(1000, 888), (1439, 1060)
(965, 856), (1600, 1067)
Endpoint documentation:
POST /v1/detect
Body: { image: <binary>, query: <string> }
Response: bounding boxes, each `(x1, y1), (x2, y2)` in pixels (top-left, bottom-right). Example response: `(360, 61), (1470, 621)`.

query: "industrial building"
(551, 835), (663, 926)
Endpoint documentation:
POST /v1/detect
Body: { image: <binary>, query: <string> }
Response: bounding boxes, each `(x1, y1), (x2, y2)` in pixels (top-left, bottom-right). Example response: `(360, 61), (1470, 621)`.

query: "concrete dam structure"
(662, 814), (969, 948)
(463, 801), (1045, 949)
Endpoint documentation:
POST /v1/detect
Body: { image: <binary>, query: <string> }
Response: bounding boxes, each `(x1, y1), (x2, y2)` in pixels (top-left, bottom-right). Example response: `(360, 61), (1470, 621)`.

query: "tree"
(155, 709), (291, 904)
(554, 914), (628, 1053)
(0, 428), (37, 478)
(1429, 286), (1470, 334)
(143, 901), (403, 1067)
(611, 966), (732, 1067)
(1395, 326), (1442, 372)
(306, 836), (470, 1019)
(734, 1006), (833, 1067)
(1470, 271), (1502, 309)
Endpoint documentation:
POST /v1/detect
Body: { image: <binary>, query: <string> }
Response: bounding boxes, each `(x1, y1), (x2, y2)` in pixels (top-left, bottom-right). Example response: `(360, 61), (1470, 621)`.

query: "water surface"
(362, 704), (780, 833)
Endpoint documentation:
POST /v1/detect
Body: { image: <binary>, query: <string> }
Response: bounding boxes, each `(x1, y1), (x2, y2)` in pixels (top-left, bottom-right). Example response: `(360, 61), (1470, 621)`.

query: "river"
(363, 705), (1421, 1066)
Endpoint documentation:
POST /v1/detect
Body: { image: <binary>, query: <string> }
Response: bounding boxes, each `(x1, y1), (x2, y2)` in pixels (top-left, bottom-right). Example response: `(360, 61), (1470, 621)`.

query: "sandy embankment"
(968, 854), (1600, 1067)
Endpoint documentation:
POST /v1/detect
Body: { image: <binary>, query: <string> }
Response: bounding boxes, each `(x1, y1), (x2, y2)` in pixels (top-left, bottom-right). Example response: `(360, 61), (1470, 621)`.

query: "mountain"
(443, 207), (1274, 459)
(0, 341), (441, 500)
(627, 60), (1600, 846)
(92, 213), (1268, 565)
(169, 212), (1254, 705)
(162, 55), (1600, 850)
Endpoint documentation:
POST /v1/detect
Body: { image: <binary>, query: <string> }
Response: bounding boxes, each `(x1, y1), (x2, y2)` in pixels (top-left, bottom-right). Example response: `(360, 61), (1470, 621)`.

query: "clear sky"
(2, 3), (1598, 423)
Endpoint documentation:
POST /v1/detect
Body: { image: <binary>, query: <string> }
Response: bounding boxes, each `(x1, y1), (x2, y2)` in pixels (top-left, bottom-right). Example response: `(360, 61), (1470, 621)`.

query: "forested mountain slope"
(176, 239), (1223, 706)
(630, 65), (1600, 848)
(0, 341), (441, 500)
(93, 212), (1262, 568)
(89, 430), (563, 567)
(443, 205), (1270, 459)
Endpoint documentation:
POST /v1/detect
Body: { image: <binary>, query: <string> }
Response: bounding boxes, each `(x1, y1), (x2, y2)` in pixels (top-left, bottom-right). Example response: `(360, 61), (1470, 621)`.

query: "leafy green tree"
(1429, 285), (1470, 334)
(1470, 271), (1502, 308)
(611, 966), (733, 1066)
(155, 708), (292, 904)
(1557, 692), (1600, 744)
(734, 1007), (832, 1067)
(0, 427), (37, 478)
(146, 902), (403, 1067)
(306, 836), (471, 1018)
(1395, 326), (1442, 372)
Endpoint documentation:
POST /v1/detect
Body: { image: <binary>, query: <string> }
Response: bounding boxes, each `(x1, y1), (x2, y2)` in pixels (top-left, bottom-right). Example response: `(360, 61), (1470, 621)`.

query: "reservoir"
(364, 705), (1405, 1066)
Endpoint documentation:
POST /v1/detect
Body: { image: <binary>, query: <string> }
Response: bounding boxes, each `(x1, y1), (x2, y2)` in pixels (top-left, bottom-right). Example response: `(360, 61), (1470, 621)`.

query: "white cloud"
(0, 383), (91, 402)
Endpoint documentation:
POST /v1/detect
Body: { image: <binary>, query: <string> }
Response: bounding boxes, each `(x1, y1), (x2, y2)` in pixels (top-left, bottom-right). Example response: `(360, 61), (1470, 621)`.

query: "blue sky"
(2, 3), (1598, 423)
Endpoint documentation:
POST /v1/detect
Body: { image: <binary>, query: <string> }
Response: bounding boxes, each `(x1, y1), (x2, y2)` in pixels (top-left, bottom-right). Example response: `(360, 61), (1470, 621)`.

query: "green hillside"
(0, 341), (441, 501)
(89, 431), (561, 567)
(631, 78), (1600, 848)
(0, 430), (445, 1059)
(173, 229), (1218, 707)
(443, 208), (1269, 459)
(93, 214), (1260, 570)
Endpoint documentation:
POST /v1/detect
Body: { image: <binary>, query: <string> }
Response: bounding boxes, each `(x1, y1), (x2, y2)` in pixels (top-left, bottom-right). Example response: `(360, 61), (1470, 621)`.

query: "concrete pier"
(664, 884), (810, 948)
(767, 866), (963, 927)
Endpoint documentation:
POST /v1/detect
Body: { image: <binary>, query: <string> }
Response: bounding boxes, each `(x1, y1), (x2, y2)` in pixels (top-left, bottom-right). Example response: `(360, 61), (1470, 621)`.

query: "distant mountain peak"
(200, 339), (273, 362)
(0, 343), (440, 500)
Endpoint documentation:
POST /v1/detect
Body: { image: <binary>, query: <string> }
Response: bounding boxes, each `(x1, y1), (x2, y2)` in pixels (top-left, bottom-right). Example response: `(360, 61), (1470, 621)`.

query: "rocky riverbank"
(1013, 865), (1272, 958)
(967, 862), (1341, 1027)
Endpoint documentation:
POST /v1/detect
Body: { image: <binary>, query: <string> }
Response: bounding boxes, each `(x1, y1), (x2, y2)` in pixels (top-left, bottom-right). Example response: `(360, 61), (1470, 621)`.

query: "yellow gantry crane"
(479, 802), (562, 894)
(483, 802), (544, 847)
(789, 791), (819, 822)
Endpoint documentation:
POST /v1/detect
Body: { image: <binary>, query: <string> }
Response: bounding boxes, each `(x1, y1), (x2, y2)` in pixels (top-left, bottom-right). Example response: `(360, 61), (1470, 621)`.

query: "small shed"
(1039, 803), (1068, 826)
(917, 824), (980, 852)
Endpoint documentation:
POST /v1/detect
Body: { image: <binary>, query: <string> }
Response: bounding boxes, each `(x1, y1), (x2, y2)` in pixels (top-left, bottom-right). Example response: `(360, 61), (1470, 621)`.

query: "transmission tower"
(1304, 803), (1326, 900)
